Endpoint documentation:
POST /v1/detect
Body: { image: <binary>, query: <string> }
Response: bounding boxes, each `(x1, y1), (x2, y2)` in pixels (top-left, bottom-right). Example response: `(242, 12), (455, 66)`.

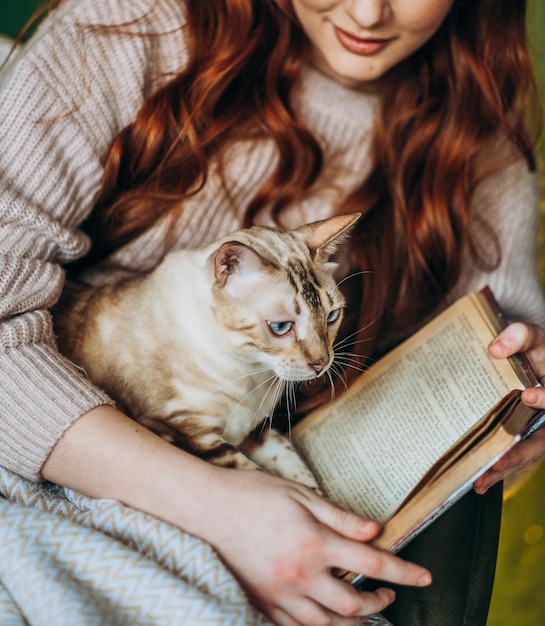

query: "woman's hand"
(474, 322), (545, 495)
(199, 467), (431, 626)
(43, 406), (431, 626)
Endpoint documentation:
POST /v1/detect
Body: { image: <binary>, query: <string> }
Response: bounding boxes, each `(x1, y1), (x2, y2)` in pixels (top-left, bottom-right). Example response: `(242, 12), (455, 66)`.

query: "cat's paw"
(299, 480), (325, 497)
(289, 471), (324, 496)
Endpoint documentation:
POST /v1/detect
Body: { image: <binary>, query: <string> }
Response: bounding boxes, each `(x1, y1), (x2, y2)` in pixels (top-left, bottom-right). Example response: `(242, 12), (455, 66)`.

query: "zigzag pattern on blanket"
(0, 466), (265, 626)
(0, 466), (393, 626)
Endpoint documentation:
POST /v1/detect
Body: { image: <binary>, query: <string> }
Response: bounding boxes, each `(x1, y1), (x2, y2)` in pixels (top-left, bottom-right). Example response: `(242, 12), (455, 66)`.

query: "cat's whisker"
(233, 365), (274, 381)
(283, 380), (299, 438)
(334, 327), (377, 350)
(338, 360), (369, 373)
(254, 376), (285, 434)
(334, 356), (370, 375)
(325, 369), (337, 403)
(334, 349), (371, 362)
(282, 382), (292, 419)
(224, 371), (279, 430)
(289, 382), (298, 417)
(271, 378), (287, 430)
(334, 327), (362, 347)
(334, 336), (375, 351)
(329, 362), (349, 391)
(256, 376), (282, 419)
(208, 365), (274, 395)
(333, 314), (381, 351)
(257, 414), (271, 439)
(256, 377), (285, 438)
(335, 270), (372, 288)
(335, 348), (373, 365)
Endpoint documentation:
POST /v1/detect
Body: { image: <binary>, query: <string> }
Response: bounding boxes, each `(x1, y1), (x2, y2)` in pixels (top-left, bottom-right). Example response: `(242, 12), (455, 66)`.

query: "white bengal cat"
(54, 213), (361, 491)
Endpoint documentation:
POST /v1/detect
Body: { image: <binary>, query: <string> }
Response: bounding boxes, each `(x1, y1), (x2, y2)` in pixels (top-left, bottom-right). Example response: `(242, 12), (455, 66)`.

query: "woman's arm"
(0, 0), (187, 479)
(452, 154), (545, 329)
(43, 404), (431, 626)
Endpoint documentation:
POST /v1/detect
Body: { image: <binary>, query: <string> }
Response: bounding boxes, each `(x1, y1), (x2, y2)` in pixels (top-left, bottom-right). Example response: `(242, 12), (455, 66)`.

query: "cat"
(53, 212), (361, 491)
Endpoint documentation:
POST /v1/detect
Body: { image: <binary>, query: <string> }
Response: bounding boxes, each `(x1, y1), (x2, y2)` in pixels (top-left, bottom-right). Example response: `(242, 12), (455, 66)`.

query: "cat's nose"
(309, 360), (327, 374)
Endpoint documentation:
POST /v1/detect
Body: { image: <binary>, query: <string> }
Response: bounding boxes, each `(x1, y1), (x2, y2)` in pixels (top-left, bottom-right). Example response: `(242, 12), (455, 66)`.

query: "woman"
(0, 0), (544, 624)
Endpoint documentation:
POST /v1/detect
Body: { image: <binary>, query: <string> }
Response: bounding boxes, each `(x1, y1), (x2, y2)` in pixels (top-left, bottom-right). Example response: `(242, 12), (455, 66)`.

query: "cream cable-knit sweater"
(0, 0), (543, 481)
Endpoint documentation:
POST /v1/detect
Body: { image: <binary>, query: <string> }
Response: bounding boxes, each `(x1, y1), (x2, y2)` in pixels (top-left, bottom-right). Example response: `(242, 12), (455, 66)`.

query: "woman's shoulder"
(47, 0), (187, 31)
(15, 0), (189, 82)
(1, 0), (189, 120)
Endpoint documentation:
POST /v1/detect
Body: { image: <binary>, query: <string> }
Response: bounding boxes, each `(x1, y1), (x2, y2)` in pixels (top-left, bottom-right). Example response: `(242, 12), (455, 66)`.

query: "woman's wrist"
(41, 405), (220, 537)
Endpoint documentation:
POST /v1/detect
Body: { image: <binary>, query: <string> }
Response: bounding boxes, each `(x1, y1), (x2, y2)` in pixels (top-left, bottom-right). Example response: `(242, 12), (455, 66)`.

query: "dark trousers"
(363, 482), (503, 626)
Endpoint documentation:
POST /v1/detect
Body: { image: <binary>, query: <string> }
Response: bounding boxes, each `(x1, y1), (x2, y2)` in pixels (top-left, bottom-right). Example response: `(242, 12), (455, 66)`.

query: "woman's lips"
(333, 25), (391, 55)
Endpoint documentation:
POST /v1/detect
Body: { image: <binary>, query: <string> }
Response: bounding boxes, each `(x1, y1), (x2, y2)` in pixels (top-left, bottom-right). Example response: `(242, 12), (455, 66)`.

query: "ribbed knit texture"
(0, 0), (543, 481)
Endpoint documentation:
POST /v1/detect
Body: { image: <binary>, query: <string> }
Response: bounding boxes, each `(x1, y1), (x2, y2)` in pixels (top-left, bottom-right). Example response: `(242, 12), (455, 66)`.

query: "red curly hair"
(34, 0), (541, 361)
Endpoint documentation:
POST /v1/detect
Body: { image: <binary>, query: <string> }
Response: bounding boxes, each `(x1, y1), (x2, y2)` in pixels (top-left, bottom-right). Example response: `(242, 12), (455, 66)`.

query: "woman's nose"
(344, 0), (392, 29)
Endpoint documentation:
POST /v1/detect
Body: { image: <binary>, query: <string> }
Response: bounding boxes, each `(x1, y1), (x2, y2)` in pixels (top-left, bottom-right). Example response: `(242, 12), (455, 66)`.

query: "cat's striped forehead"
(286, 257), (331, 314)
(231, 227), (312, 268)
(229, 226), (340, 312)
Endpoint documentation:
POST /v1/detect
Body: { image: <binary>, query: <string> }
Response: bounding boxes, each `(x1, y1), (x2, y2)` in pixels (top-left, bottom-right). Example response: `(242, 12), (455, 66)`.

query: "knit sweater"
(0, 0), (543, 481)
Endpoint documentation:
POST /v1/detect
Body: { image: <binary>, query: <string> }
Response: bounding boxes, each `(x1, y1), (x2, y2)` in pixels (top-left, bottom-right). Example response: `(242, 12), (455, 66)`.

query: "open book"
(291, 287), (545, 585)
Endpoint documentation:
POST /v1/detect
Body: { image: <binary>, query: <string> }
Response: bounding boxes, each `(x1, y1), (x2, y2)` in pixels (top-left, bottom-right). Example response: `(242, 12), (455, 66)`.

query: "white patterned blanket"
(0, 466), (392, 626)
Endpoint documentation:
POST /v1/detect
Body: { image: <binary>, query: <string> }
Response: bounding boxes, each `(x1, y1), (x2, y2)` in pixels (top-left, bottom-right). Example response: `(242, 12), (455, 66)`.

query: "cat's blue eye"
(268, 321), (293, 336)
(327, 308), (341, 324)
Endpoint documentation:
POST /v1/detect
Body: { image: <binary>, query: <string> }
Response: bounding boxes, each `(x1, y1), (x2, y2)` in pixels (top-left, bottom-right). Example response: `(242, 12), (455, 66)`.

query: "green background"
(0, 1), (42, 39)
(1, 1), (545, 623)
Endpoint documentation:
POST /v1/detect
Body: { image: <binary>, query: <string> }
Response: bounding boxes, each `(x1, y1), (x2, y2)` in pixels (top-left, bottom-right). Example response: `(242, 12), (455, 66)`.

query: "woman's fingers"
(326, 534), (432, 588)
(291, 487), (432, 588)
(474, 427), (545, 494)
(489, 322), (545, 375)
(477, 321), (545, 494)
(291, 486), (383, 540)
(269, 586), (395, 626)
(521, 385), (545, 408)
(307, 571), (396, 618)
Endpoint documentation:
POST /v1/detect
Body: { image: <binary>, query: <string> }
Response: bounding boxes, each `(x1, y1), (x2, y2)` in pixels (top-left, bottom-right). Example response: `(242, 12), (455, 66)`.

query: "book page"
(374, 394), (536, 553)
(292, 293), (525, 522)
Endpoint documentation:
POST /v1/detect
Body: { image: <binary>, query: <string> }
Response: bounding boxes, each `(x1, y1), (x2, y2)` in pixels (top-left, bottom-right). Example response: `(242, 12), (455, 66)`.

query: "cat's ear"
(297, 212), (362, 259)
(213, 242), (264, 288)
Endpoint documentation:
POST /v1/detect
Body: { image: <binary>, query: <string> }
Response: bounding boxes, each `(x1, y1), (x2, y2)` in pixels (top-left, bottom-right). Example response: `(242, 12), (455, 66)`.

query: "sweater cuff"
(0, 340), (114, 482)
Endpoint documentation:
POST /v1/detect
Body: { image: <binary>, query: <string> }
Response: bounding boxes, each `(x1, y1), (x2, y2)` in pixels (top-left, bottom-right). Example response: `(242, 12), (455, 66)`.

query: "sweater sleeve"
(451, 152), (545, 329)
(0, 0), (187, 480)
